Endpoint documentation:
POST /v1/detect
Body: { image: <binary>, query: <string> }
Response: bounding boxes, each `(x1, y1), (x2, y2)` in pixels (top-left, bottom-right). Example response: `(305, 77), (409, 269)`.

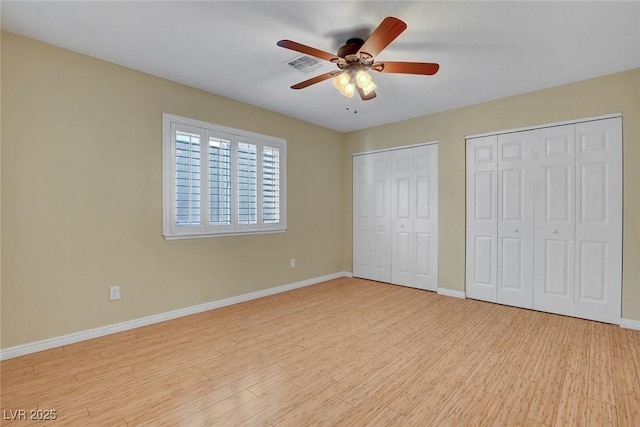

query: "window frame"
(163, 113), (287, 240)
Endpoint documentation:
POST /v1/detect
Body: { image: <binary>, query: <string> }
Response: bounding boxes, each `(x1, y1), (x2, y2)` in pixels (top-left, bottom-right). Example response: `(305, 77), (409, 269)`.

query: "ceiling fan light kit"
(333, 67), (377, 98)
(277, 17), (439, 101)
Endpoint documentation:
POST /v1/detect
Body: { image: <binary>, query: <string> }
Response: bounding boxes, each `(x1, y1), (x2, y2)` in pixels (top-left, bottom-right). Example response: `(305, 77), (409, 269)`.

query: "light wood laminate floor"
(1, 277), (639, 426)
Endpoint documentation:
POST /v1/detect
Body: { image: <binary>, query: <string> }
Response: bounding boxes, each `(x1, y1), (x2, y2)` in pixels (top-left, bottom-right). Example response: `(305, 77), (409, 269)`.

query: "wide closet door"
(465, 131), (534, 309)
(535, 119), (623, 322)
(466, 116), (622, 324)
(353, 144), (438, 291)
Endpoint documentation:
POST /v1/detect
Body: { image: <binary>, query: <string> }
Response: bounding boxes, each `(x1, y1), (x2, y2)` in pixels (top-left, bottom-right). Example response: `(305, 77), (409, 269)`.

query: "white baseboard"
(0, 271), (351, 361)
(620, 318), (640, 331)
(343, 271), (353, 278)
(437, 287), (466, 299)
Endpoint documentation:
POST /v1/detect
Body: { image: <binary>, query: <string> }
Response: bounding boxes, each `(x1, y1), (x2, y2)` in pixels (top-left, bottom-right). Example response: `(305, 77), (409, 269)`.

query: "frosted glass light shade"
(341, 83), (355, 98)
(355, 70), (373, 88)
(333, 72), (351, 91)
(361, 81), (377, 96)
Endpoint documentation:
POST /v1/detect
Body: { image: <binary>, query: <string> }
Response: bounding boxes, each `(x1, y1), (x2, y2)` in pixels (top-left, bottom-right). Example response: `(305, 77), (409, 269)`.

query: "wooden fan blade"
(357, 17), (407, 58)
(357, 85), (377, 101)
(290, 71), (340, 90)
(372, 61), (440, 75)
(277, 40), (338, 62)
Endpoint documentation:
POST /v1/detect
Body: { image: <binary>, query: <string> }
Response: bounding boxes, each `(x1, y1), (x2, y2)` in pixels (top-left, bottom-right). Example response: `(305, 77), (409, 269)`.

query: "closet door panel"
(497, 132), (534, 308)
(415, 232), (433, 279)
(414, 145), (438, 290)
(573, 118), (622, 323)
(533, 125), (576, 316)
(353, 152), (391, 282)
(391, 149), (415, 286)
(353, 156), (373, 278)
(370, 154), (392, 282)
(356, 232), (373, 272)
(466, 136), (498, 302)
(474, 237), (495, 286)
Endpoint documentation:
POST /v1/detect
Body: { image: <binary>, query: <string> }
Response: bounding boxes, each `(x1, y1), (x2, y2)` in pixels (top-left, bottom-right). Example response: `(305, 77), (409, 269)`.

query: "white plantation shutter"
(173, 126), (202, 231)
(262, 144), (281, 224)
(237, 141), (258, 226)
(163, 114), (286, 239)
(208, 134), (232, 227)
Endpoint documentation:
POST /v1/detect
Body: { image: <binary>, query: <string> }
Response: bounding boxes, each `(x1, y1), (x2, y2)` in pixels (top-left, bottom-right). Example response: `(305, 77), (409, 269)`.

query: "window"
(163, 114), (286, 239)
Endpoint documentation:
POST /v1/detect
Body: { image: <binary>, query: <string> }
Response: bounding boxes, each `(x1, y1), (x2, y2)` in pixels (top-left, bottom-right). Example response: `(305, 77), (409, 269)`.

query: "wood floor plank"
(385, 351), (454, 415)
(526, 363), (566, 425)
(623, 328), (640, 370)
(401, 372), (467, 425)
(367, 407), (407, 426)
(2, 278), (639, 425)
(270, 378), (353, 427)
(525, 319), (570, 425)
(554, 371), (588, 426)
(86, 368), (211, 420)
(465, 391), (504, 426)
(331, 397), (395, 426)
(427, 380), (490, 426)
(232, 375), (333, 426)
(586, 399), (618, 426)
(613, 393), (640, 427)
(566, 318), (591, 376)
(589, 330), (617, 405)
(612, 355), (640, 426)
(609, 324), (634, 360)
(523, 418), (548, 427)
(336, 338), (435, 407)
(160, 388), (258, 426)
(490, 375), (538, 426)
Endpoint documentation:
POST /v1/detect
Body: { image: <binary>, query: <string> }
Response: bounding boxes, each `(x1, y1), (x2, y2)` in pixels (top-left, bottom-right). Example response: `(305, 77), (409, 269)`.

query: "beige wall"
(343, 68), (640, 321)
(0, 32), (345, 348)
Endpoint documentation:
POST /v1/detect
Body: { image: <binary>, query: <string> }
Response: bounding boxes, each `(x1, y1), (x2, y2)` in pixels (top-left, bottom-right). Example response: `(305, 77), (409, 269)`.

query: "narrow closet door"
(391, 148), (415, 286)
(390, 144), (439, 290)
(533, 124), (576, 316)
(353, 152), (391, 282)
(573, 117), (622, 323)
(466, 135), (498, 302)
(496, 132), (534, 308)
(413, 145), (438, 291)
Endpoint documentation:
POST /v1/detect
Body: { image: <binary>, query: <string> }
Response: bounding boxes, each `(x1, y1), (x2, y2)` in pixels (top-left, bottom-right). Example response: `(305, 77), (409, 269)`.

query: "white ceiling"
(2, 1), (639, 132)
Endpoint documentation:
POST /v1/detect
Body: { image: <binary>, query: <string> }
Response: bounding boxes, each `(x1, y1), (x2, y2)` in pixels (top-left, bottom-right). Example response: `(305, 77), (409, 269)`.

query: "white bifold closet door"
(353, 151), (391, 283)
(534, 120), (622, 322)
(465, 132), (535, 308)
(354, 144), (438, 291)
(466, 116), (622, 324)
(391, 145), (439, 290)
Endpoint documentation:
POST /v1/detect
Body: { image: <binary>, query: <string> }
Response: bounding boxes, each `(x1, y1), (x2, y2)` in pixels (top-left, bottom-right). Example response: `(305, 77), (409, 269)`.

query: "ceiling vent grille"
(286, 55), (323, 74)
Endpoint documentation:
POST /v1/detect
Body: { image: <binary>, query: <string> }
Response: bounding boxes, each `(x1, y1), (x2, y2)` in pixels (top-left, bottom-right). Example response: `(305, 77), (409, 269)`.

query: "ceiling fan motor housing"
(337, 38), (364, 58)
(334, 38), (375, 72)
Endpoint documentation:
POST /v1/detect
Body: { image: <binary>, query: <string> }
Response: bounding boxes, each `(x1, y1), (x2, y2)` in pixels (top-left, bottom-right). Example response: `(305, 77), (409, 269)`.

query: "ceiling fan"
(277, 17), (439, 101)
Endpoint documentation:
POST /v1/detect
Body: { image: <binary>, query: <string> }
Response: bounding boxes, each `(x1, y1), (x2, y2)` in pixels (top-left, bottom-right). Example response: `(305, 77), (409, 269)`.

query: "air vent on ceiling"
(285, 54), (323, 74)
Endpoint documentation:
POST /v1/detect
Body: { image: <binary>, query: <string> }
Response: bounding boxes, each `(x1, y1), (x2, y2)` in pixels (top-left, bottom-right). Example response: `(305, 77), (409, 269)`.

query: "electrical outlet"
(290, 258), (296, 269)
(109, 286), (120, 301)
